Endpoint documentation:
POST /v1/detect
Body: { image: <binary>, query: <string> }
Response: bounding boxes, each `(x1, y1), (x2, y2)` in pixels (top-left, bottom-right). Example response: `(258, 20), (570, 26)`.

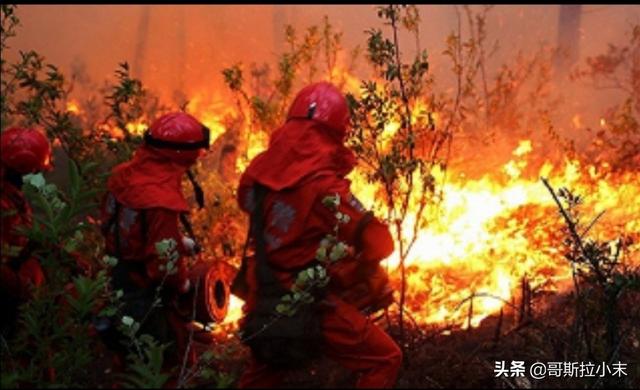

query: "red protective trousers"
(239, 295), (401, 388)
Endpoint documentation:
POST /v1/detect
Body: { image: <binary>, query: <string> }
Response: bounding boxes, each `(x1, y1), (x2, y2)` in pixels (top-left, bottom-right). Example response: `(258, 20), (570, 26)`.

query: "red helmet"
(143, 112), (210, 166)
(286, 82), (350, 138)
(1, 127), (51, 174)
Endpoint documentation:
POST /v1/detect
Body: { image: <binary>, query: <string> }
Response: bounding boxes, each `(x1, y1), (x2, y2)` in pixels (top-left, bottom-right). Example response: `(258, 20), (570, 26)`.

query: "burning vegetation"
(1, 4), (639, 389)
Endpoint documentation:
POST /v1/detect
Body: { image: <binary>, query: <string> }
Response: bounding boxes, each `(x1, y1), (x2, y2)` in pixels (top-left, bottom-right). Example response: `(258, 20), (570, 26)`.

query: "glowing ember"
(66, 100), (80, 114)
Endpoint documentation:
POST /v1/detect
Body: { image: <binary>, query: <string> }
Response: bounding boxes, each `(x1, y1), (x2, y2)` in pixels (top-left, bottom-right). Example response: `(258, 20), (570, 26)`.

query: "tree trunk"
(132, 6), (151, 80)
(272, 5), (289, 55)
(173, 7), (187, 106)
(555, 5), (582, 77)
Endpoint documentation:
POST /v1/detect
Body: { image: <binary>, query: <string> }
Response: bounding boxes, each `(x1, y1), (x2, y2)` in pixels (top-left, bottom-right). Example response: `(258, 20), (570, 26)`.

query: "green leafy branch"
(221, 16), (357, 166)
(347, 5), (443, 343)
(21, 161), (100, 282)
(570, 24), (639, 171)
(542, 177), (639, 372)
(119, 239), (179, 354)
(275, 194), (351, 317)
(275, 265), (330, 318)
(113, 238), (182, 388)
(3, 161), (109, 387)
(104, 62), (146, 139)
(117, 335), (171, 389)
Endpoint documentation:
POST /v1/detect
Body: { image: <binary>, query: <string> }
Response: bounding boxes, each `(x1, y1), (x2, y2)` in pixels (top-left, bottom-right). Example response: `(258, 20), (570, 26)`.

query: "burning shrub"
(347, 5), (446, 343)
(542, 178), (639, 387)
(570, 24), (640, 171)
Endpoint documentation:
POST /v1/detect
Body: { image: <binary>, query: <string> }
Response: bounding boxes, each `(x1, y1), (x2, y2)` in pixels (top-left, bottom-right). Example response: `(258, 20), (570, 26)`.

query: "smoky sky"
(6, 5), (640, 125)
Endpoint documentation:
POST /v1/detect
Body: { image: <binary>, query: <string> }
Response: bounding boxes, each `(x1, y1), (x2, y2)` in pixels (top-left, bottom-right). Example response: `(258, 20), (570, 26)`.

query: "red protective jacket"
(237, 173), (393, 306)
(102, 145), (192, 293)
(101, 196), (190, 292)
(236, 119), (394, 305)
(1, 178), (45, 301)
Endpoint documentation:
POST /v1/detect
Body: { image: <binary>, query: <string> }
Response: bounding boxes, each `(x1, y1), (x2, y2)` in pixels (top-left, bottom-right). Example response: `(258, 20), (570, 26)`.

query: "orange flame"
(66, 100), (81, 115)
(65, 64), (639, 332)
(350, 140), (639, 328)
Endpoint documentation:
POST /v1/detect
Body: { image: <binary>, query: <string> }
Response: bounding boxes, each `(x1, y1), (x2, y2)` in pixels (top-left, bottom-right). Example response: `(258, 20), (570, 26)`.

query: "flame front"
(64, 82), (639, 333)
(214, 130), (639, 331)
(350, 140), (639, 329)
(183, 93), (640, 331)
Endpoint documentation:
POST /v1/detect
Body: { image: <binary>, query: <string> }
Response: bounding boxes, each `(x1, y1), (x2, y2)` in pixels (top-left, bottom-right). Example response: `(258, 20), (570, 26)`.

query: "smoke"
(6, 5), (640, 131)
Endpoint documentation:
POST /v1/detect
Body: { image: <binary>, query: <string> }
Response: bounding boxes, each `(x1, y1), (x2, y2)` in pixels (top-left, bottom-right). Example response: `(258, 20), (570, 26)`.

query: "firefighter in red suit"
(100, 112), (209, 366)
(235, 82), (402, 388)
(0, 127), (51, 337)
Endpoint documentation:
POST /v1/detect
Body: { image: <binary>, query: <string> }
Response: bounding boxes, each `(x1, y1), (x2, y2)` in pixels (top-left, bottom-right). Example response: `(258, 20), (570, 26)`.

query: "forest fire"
(3, 4), (638, 388)
(160, 94), (639, 333)
(139, 74), (636, 334)
(76, 38), (640, 333)
(366, 147), (639, 328)
(52, 38), (640, 338)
